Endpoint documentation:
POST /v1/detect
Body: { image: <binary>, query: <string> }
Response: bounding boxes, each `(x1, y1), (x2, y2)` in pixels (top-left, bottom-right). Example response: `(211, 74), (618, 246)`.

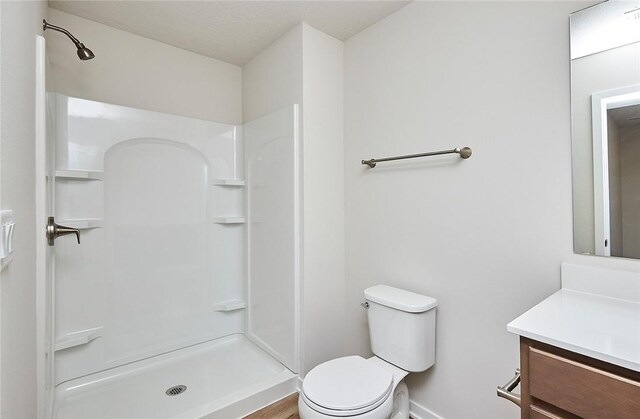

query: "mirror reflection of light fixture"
(624, 7), (640, 20)
(42, 19), (95, 60)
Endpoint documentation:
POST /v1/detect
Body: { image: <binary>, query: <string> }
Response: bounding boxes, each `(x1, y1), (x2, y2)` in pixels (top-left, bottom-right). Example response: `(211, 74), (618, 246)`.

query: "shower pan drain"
(165, 385), (187, 396)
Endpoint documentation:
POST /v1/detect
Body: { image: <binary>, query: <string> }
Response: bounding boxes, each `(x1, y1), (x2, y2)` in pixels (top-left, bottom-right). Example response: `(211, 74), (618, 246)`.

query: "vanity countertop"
(508, 265), (640, 372)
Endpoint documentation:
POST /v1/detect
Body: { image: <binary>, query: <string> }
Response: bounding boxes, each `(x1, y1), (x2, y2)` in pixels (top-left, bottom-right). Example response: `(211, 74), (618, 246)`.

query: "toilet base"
(390, 381), (409, 419)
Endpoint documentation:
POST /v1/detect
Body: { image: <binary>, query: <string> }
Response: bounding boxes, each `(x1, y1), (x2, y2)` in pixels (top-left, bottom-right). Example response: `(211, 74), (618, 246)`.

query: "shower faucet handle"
(46, 217), (80, 246)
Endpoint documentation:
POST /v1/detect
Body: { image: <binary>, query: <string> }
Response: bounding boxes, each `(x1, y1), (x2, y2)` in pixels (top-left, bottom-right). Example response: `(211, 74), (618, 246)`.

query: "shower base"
(54, 334), (297, 419)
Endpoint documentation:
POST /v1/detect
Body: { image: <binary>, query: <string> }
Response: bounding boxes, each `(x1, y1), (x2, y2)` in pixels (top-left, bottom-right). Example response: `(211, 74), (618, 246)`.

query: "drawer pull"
(497, 368), (521, 407)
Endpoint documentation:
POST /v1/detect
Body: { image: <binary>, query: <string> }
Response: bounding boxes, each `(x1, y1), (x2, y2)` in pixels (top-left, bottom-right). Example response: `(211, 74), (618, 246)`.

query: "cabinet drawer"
(529, 347), (640, 418)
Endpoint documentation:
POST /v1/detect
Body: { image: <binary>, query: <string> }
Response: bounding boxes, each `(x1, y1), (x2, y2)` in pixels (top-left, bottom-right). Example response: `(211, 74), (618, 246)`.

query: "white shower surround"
(46, 94), (300, 418)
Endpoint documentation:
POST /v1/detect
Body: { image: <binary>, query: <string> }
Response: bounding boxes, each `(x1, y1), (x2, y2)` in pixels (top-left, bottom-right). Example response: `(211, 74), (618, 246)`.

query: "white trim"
(591, 91), (610, 256)
(409, 399), (444, 419)
(34, 34), (49, 419)
(0, 3), (3, 414)
(293, 103), (301, 375)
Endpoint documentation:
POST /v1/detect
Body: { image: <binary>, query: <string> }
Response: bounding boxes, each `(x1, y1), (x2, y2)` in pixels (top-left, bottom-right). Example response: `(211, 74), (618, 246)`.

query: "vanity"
(502, 264), (640, 418)
(518, 338), (639, 418)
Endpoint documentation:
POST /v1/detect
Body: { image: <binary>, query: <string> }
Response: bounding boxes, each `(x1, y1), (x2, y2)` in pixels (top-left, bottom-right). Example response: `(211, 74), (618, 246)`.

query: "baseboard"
(409, 399), (443, 419)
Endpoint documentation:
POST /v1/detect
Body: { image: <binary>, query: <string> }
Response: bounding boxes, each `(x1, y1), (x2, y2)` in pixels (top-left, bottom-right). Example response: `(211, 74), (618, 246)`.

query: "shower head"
(75, 43), (95, 60)
(43, 19), (95, 60)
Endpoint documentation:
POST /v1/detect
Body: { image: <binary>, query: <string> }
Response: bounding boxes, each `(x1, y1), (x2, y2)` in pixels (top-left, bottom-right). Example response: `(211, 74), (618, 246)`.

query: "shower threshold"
(54, 334), (297, 419)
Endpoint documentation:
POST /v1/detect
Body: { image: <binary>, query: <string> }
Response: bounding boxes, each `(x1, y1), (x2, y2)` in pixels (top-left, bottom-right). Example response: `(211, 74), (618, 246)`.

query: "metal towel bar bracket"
(361, 146), (472, 168)
(496, 368), (521, 407)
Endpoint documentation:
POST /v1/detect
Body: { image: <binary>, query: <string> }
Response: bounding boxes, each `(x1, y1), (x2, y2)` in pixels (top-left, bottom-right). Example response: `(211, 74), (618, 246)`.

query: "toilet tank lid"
(364, 285), (437, 313)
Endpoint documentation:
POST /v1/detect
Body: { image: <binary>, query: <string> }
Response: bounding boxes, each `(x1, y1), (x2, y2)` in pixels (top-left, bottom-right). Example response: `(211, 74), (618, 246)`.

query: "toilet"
(299, 285), (437, 419)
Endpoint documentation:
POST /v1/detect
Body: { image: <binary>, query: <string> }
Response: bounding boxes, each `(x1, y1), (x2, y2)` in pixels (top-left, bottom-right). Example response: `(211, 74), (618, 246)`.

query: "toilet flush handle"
(361, 301), (369, 309)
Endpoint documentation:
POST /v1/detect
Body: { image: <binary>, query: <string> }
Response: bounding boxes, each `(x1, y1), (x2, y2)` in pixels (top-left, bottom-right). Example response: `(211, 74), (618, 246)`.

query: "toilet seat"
(301, 356), (393, 416)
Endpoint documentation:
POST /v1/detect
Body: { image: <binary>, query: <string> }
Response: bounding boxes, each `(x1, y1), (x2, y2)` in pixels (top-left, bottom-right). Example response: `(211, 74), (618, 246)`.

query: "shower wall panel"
(245, 105), (300, 373)
(50, 94), (245, 384)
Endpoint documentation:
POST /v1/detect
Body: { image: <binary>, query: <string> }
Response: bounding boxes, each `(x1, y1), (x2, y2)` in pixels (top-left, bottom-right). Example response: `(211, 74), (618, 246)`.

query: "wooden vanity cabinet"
(519, 337), (640, 419)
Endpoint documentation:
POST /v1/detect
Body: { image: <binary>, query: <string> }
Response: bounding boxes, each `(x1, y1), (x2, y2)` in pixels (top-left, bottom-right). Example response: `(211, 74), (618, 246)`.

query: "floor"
(244, 393), (300, 419)
(54, 334), (295, 419)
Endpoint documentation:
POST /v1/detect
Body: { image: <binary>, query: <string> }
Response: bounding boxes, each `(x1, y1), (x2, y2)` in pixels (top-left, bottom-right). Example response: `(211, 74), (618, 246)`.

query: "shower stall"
(38, 67), (300, 417)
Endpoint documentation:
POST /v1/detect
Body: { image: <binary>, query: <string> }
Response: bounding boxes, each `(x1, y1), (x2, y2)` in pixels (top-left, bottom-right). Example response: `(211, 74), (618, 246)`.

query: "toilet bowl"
(298, 285), (437, 419)
(298, 356), (409, 419)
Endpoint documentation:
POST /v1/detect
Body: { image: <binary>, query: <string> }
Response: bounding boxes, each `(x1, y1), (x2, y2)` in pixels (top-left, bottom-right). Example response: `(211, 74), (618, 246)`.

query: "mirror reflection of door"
(607, 102), (640, 258)
(592, 86), (640, 258)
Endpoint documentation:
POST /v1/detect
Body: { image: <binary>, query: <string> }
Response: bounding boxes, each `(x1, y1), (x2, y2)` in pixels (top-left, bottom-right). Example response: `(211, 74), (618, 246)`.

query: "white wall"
(0, 1), (48, 418)
(301, 25), (345, 373)
(343, 2), (593, 417)
(243, 23), (345, 375)
(47, 8), (242, 125)
(242, 24), (303, 123)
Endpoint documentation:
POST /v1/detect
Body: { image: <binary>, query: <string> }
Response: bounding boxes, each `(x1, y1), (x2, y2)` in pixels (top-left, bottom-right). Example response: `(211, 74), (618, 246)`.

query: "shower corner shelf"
(212, 299), (246, 312)
(212, 179), (245, 186)
(57, 218), (104, 229)
(55, 170), (104, 180)
(55, 326), (103, 351)
(212, 217), (245, 224)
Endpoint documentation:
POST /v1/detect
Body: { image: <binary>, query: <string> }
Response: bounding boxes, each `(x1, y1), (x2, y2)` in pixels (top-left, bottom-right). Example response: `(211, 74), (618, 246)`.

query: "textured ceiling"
(48, 1), (411, 66)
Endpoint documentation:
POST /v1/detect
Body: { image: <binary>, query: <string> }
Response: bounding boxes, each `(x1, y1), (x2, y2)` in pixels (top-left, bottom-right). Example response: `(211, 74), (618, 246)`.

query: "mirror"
(571, 0), (640, 258)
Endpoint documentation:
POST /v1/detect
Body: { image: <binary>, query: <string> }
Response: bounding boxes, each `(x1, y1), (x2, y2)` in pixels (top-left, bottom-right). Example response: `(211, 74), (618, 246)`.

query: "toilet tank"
(364, 285), (437, 372)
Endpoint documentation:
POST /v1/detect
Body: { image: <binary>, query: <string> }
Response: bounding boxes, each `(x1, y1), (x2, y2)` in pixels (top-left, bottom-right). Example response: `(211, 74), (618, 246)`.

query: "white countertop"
(508, 288), (640, 372)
